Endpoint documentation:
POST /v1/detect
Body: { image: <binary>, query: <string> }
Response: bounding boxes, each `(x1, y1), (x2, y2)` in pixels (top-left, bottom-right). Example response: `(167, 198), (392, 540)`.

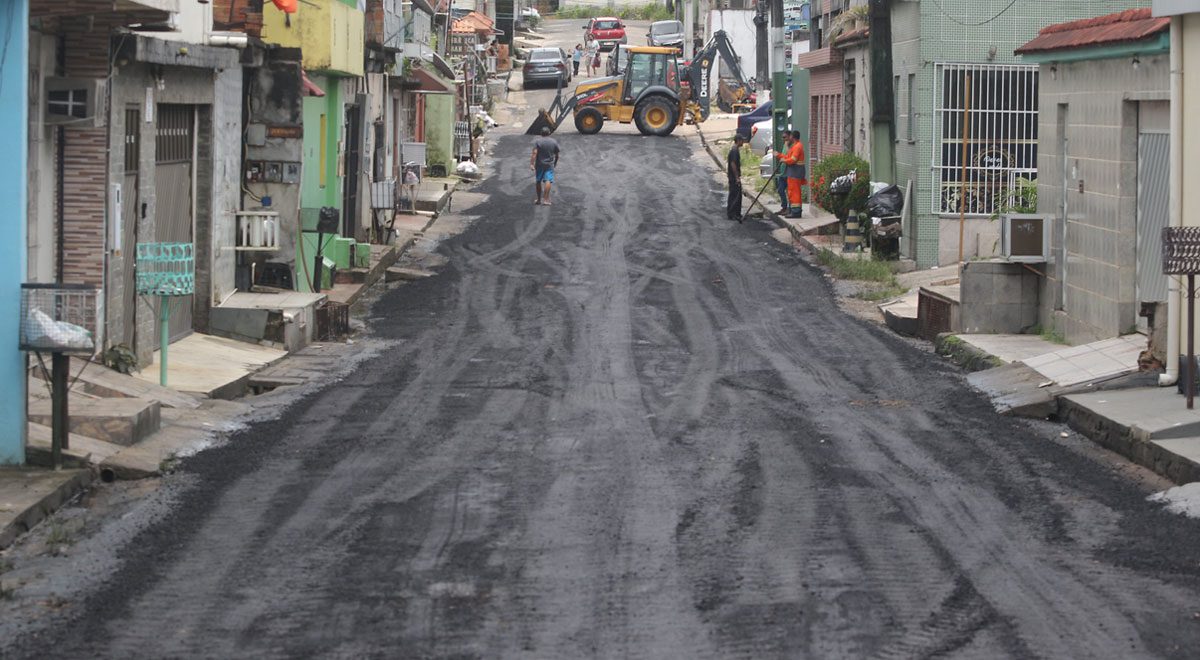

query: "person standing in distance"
(727, 134), (746, 221)
(571, 43), (583, 77)
(530, 126), (560, 205)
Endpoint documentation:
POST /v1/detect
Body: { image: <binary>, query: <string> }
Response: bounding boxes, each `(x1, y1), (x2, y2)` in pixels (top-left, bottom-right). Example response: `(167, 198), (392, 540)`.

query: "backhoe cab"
(526, 47), (688, 137)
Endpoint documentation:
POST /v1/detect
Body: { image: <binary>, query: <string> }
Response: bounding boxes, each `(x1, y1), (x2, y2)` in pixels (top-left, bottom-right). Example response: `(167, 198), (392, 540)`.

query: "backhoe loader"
(526, 46), (690, 137)
(525, 31), (752, 138)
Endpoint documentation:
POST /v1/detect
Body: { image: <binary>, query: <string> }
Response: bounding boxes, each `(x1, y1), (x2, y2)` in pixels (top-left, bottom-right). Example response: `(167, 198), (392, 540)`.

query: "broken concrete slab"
(0, 467), (93, 549)
(28, 397), (161, 447)
(386, 267), (435, 282)
(966, 362), (1060, 418)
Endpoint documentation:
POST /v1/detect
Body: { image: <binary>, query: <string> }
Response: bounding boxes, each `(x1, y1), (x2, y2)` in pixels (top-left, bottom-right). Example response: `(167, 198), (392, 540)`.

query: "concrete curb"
(0, 469), (94, 550)
(933, 333), (1004, 373)
(1058, 396), (1200, 485)
(949, 332), (1200, 484)
(693, 125), (820, 254)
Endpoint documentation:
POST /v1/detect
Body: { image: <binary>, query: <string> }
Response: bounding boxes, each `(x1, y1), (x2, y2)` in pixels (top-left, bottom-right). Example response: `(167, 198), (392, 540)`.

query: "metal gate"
(122, 107), (140, 347)
(154, 104), (195, 343)
(343, 101), (364, 238)
(1137, 131), (1170, 321)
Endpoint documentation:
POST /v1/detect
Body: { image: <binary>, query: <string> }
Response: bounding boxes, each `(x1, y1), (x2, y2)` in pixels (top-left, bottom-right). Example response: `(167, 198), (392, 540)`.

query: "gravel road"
(8, 61), (1200, 660)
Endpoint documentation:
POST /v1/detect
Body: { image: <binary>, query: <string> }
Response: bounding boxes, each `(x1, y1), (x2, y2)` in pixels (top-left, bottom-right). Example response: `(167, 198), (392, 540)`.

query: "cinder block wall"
(1036, 54), (1168, 344)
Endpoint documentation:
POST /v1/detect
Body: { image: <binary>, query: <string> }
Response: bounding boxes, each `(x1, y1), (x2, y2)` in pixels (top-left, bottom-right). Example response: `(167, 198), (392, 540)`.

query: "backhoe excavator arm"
(684, 30), (753, 122)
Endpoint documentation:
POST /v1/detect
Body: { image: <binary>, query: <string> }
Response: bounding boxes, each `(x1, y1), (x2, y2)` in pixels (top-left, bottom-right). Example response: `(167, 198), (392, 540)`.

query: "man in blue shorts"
(530, 126), (560, 205)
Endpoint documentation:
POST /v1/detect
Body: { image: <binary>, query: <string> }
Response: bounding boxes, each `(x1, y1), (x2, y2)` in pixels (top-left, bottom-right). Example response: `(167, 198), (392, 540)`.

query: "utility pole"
(754, 2), (768, 93)
(769, 0), (787, 156)
(868, 0), (895, 184)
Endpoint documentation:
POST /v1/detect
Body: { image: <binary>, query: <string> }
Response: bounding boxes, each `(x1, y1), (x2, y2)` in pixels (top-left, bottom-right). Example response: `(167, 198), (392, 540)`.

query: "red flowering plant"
(811, 152), (870, 219)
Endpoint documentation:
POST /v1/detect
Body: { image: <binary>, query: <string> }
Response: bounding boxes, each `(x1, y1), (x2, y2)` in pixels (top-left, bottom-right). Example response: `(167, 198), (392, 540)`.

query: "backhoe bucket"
(525, 109), (557, 135)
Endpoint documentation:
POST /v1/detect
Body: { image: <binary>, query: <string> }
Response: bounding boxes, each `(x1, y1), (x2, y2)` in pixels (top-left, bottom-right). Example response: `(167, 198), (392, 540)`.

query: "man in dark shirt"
(530, 126), (560, 205)
(727, 134), (746, 221)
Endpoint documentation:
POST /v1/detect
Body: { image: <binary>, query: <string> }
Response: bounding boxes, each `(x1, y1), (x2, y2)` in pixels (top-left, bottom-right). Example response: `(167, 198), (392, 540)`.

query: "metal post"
(160, 294), (169, 386)
(957, 72), (972, 269)
(51, 351), (68, 468)
(1188, 273), (1195, 409)
(313, 230), (325, 293)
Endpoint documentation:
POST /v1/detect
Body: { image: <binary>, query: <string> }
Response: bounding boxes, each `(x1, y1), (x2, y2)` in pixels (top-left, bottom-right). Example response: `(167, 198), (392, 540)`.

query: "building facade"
(1017, 9), (1170, 344)
(889, 0), (1154, 268)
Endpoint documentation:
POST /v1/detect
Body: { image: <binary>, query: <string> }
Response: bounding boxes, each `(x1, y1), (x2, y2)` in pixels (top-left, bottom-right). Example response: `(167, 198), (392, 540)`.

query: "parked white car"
(748, 118), (774, 152)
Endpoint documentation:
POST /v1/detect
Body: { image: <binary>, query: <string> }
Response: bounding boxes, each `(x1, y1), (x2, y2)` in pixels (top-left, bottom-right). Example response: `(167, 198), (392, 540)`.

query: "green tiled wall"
(892, 0), (1153, 267)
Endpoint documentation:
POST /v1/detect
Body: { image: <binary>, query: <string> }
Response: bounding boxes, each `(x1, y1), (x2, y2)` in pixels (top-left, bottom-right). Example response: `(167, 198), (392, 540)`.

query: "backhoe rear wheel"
(574, 107), (604, 135)
(634, 96), (678, 137)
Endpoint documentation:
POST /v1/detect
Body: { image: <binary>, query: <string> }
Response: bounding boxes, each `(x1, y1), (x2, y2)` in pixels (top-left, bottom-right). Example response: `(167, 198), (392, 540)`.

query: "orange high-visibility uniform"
(777, 140), (806, 207)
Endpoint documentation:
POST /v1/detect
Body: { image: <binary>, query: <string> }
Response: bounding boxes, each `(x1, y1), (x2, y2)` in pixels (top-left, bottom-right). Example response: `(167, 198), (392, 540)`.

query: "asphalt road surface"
(11, 33), (1200, 660)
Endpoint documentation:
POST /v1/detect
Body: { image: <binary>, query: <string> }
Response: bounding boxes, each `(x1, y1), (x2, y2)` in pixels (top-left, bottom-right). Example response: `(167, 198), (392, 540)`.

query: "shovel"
(739, 170), (779, 224)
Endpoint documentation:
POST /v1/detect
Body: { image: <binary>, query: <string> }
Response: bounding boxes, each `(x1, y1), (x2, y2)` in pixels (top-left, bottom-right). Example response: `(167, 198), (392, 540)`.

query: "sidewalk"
(1, 179), (465, 551)
(950, 332), (1200, 485)
(693, 120), (839, 247)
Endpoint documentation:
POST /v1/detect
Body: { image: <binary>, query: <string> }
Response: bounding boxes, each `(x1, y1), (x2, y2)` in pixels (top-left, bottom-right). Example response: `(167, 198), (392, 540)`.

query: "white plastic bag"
(27, 308), (94, 351)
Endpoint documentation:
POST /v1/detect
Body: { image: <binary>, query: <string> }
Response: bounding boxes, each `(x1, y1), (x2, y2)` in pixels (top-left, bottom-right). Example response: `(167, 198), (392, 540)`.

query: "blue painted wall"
(0, 0), (29, 464)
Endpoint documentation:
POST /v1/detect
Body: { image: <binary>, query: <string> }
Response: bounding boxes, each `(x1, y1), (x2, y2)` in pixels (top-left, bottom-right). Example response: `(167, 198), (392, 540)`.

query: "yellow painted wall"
(263, 1), (364, 77)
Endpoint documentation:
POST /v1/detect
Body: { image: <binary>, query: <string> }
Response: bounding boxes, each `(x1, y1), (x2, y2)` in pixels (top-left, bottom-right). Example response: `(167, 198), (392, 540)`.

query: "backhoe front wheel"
(574, 107), (604, 135)
(634, 97), (678, 136)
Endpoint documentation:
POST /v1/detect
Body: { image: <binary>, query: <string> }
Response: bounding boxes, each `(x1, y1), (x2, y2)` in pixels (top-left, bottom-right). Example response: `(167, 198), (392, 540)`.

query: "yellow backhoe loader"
(526, 46), (691, 137)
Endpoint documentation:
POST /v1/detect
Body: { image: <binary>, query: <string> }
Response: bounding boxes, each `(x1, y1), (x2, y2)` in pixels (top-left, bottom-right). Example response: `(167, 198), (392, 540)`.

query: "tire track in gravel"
(11, 126), (1200, 659)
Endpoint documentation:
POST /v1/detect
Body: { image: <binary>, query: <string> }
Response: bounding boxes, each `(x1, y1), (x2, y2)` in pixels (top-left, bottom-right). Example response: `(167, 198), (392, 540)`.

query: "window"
(932, 63), (1038, 216)
(906, 73), (915, 140)
(894, 74), (900, 132)
(624, 52), (669, 101)
(48, 88), (89, 119)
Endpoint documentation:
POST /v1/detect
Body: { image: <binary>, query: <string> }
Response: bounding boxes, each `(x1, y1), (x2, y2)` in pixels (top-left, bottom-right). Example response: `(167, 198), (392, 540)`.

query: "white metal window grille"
(932, 63), (1038, 216)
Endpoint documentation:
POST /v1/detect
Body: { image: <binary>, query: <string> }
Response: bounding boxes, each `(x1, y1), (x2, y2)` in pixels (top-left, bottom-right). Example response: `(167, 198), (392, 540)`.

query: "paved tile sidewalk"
(1022, 335), (1144, 387)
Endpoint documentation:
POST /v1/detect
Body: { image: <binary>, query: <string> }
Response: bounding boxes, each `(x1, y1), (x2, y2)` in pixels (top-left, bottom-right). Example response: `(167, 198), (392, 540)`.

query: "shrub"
(811, 152), (870, 218)
(990, 176), (1037, 219)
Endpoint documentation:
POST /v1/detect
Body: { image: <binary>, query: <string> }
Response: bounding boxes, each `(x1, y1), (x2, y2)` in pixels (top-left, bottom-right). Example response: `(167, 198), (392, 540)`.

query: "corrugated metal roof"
(1015, 8), (1169, 54)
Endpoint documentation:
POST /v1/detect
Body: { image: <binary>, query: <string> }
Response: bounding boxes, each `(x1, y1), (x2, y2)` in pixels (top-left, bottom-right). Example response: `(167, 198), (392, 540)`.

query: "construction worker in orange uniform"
(775, 131), (806, 218)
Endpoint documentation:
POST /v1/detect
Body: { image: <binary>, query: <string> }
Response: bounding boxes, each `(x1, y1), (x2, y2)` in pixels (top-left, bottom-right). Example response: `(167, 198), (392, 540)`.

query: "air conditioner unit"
(1000, 213), (1050, 263)
(44, 77), (106, 128)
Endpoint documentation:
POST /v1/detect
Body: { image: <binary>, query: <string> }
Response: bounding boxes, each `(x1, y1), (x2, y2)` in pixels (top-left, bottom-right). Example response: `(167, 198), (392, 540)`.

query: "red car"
(584, 17), (628, 52)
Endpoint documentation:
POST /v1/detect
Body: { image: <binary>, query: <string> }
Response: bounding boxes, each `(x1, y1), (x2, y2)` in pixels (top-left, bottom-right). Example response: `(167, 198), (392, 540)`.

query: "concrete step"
(32, 357), (201, 409)
(28, 397), (162, 447)
(25, 422), (123, 470)
(880, 294), (919, 337)
(334, 268), (369, 285)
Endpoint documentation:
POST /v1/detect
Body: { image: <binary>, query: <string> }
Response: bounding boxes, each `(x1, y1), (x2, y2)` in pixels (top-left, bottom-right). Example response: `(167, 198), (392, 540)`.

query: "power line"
(928, 0), (1020, 27)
